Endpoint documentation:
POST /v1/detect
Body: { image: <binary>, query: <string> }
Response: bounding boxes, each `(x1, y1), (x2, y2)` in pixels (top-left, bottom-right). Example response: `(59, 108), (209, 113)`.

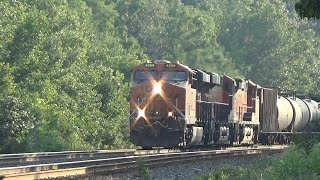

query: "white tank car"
(310, 100), (320, 121)
(303, 100), (317, 122)
(276, 96), (293, 131)
(277, 97), (303, 131)
(295, 98), (311, 130)
(285, 97), (303, 131)
(277, 96), (320, 132)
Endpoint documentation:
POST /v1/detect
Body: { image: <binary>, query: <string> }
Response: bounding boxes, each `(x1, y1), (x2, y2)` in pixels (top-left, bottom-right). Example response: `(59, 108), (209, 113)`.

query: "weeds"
(197, 143), (320, 180)
(136, 157), (150, 180)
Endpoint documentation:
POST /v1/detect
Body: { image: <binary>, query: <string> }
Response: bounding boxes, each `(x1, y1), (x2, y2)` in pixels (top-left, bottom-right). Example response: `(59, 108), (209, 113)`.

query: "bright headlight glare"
(138, 109), (145, 118)
(168, 112), (173, 117)
(153, 82), (161, 94)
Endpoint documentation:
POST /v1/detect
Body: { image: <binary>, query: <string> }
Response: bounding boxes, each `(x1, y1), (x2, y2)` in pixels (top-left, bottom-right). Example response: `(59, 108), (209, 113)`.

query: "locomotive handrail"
(168, 99), (185, 119)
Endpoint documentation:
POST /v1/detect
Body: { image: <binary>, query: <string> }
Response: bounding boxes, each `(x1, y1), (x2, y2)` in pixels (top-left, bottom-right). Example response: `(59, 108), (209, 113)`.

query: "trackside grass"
(196, 143), (320, 180)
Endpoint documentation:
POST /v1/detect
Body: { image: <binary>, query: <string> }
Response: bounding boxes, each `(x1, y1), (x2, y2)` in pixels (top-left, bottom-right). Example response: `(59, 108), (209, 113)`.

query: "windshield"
(134, 70), (159, 83)
(161, 71), (187, 82)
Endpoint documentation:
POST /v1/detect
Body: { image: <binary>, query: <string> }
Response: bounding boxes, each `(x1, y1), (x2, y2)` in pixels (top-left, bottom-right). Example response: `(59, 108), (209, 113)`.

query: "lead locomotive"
(129, 60), (320, 149)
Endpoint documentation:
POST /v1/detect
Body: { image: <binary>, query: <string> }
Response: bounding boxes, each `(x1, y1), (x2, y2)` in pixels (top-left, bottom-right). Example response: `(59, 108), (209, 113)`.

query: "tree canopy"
(0, 0), (319, 153)
(295, 0), (320, 19)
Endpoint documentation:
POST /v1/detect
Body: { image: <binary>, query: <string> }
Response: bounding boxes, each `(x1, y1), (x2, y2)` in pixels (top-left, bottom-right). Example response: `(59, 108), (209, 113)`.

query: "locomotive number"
(144, 63), (155, 68)
(165, 63), (177, 68)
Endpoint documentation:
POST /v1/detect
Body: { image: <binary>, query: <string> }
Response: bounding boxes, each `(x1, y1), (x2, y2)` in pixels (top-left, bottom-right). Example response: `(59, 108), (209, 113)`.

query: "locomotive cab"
(129, 60), (194, 148)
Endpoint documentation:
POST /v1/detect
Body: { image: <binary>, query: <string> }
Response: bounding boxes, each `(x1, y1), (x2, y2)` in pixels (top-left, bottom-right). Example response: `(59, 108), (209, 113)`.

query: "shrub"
(136, 157), (150, 180)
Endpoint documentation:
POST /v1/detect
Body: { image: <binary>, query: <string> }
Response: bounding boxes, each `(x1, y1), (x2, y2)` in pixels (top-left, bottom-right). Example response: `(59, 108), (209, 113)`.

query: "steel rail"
(0, 150), (137, 168)
(0, 146), (238, 168)
(0, 146), (286, 180)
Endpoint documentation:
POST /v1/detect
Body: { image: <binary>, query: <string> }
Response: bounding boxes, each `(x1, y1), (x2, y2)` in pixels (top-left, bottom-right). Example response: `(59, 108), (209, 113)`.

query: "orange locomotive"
(129, 60), (262, 148)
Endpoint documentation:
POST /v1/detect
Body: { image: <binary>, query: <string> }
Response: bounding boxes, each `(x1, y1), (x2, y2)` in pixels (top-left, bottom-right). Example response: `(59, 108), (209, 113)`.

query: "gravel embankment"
(55, 153), (278, 180)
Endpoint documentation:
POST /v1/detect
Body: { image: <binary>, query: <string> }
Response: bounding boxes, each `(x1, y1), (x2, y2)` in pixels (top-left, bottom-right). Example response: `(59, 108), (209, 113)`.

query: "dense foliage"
(197, 135), (320, 180)
(0, 0), (320, 153)
(296, 0), (320, 19)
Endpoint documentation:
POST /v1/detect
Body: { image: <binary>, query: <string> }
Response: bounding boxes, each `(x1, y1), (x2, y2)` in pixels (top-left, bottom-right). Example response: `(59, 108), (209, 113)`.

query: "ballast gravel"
(55, 153), (276, 180)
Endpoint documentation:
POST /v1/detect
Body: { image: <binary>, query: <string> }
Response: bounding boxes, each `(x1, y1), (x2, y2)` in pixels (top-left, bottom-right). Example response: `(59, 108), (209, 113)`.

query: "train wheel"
(164, 146), (174, 149)
(229, 132), (234, 146)
(253, 127), (259, 144)
(267, 135), (275, 145)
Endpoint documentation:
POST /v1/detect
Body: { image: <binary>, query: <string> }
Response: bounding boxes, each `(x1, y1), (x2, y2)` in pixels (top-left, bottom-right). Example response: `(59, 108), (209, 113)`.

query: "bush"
(292, 133), (320, 154)
(136, 157), (150, 180)
(197, 145), (320, 180)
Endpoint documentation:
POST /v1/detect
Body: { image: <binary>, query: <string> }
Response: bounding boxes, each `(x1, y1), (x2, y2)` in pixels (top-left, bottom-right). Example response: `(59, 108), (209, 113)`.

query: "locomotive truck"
(129, 60), (320, 149)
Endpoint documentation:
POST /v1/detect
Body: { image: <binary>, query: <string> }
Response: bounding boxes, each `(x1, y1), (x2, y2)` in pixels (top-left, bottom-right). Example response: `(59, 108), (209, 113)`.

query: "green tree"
(0, 0), (144, 152)
(0, 96), (35, 153)
(217, 0), (320, 92)
(296, 0), (320, 19)
(1, 0), (320, 153)
(115, 0), (239, 75)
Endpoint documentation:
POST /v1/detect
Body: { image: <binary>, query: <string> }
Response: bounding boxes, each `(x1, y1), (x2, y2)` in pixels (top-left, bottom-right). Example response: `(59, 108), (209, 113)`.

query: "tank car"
(254, 91), (320, 144)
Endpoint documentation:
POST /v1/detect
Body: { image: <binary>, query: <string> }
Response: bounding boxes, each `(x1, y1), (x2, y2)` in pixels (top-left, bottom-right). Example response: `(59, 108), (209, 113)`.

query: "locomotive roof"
(132, 60), (196, 74)
(176, 61), (195, 74)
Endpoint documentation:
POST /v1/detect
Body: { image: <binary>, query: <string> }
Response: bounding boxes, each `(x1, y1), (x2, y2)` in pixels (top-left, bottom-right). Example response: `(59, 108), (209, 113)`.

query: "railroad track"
(0, 150), (137, 168)
(0, 147), (208, 168)
(0, 145), (286, 180)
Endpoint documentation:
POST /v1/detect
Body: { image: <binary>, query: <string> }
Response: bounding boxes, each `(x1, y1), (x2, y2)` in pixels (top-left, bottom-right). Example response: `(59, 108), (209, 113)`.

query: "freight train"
(129, 60), (320, 149)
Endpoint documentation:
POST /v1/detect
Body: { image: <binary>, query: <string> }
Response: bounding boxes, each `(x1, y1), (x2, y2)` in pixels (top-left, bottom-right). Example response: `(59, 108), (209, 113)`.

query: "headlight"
(153, 82), (161, 94)
(138, 109), (145, 118)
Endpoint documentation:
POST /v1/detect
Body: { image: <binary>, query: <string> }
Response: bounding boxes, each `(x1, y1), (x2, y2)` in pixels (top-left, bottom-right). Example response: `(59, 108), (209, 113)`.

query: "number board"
(165, 63), (177, 68)
(144, 63), (155, 68)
